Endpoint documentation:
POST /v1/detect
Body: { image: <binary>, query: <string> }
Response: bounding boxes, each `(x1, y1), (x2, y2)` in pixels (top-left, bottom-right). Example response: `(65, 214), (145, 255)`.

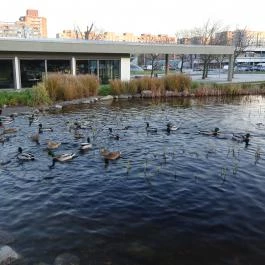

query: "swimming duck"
(167, 122), (178, 131)
(28, 114), (39, 126)
(2, 127), (17, 135)
(109, 128), (120, 140)
(47, 140), (61, 150)
(74, 130), (84, 139)
(232, 133), (250, 145)
(79, 137), (92, 151)
(30, 132), (40, 145)
(199, 127), (220, 136)
(100, 148), (121, 161)
(146, 122), (157, 133)
(17, 147), (35, 161)
(38, 123), (53, 133)
(48, 150), (77, 168)
(0, 135), (9, 145)
(0, 115), (14, 125)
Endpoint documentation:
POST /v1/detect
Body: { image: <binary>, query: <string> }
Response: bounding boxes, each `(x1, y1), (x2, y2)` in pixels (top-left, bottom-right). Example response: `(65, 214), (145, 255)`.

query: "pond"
(1, 95), (265, 265)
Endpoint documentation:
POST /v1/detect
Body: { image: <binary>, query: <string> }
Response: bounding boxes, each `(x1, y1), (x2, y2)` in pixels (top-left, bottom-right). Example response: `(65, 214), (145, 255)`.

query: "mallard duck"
(74, 130), (84, 139)
(100, 148), (121, 160)
(3, 127), (17, 134)
(167, 122), (178, 132)
(30, 132), (40, 145)
(28, 114), (39, 126)
(199, 127), (220, 136)
(48, 150), (77, 168)
(17, 147), (35, 161)
(38, 123), (53, 133)
(108, 128), (120, 140)
(0, 115), (14, 125)
(146, 122), (157, 133)
(0, 135), (9, 145)
(232, 133), (250, 145)
(79, 137), (92, 151)
(47, 140), (61, 150)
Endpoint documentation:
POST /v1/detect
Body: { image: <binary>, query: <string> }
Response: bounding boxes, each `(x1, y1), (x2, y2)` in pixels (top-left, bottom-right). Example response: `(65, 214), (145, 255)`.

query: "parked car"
(130, 64), (144, 72)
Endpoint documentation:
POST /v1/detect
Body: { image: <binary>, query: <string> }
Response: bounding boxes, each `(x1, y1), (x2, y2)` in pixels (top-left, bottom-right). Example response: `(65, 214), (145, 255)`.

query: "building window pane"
(76, 60), (97, 75)
(0, 60), (13, 89)
(47, 60), (71, 74)
(20, 59), (45, 88)
(99, 60), (120, 84)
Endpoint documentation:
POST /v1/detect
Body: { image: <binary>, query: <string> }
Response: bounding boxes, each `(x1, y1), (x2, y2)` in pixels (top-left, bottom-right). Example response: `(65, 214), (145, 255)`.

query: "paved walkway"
(187, 71), (265, 83)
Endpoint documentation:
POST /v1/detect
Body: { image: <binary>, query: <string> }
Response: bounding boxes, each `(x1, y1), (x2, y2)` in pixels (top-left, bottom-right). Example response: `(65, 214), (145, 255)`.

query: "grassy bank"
(1, 73), (265, 107)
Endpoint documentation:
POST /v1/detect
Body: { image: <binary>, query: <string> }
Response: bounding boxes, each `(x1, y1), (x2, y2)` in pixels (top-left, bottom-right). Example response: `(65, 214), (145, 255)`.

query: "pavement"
(185, 70), (265, 83)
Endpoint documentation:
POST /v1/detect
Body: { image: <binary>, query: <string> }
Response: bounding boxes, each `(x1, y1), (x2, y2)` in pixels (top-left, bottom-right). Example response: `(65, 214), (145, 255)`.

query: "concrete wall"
(120, 57), (130, 81)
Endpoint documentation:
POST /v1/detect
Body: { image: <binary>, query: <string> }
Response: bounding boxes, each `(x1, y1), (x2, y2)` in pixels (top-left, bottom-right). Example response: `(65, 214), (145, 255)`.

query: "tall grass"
(44, 74), (99, 101)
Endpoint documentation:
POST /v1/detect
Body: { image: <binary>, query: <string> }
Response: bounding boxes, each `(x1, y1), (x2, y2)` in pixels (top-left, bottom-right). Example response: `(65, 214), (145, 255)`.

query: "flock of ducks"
(0, 110), (123, 167)
(0, 107), (251, 168)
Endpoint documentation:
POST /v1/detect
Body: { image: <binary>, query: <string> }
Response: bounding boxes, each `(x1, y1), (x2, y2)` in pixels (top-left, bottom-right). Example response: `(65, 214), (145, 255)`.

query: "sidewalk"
(188, 71), (265, 83)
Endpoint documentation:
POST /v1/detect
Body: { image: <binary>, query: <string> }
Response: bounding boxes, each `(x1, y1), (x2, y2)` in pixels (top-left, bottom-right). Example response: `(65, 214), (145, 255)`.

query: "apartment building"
(56, 29), (176, 43)
(0, 9), (47, 38)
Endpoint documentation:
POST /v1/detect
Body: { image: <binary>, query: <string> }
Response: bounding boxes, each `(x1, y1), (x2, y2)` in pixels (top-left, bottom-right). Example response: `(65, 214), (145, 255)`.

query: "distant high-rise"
(0, 9), (47, 38)
(19, 9), (47, 38)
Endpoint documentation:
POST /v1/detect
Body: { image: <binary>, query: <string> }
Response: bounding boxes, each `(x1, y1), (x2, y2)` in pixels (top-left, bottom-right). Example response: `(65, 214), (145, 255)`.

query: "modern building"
(0, 38), (235, 90)
(0, 9), (47, 38)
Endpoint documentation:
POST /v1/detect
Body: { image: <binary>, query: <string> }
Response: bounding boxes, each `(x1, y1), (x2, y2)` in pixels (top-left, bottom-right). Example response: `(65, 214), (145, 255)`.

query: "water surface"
(1, 96), (265, 264)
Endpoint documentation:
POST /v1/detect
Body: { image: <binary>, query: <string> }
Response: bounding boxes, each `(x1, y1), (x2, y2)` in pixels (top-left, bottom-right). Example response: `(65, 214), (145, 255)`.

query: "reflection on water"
(1, 95), (265, 264)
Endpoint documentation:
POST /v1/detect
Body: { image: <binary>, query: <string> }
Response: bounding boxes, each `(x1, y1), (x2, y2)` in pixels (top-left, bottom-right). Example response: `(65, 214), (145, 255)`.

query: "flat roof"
(0, 38), (235, 55)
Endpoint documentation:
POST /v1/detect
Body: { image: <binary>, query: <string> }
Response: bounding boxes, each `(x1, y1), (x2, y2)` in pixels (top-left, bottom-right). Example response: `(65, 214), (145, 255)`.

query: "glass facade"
(0, 60), (13, 89)
(20, 60), (45, 88)
(77, 60), (98, 75)
(0, 58), (121, 89)
(99, 60), (120, 84)
(77, 59), (120, 84)
(47, 60), (71, 74)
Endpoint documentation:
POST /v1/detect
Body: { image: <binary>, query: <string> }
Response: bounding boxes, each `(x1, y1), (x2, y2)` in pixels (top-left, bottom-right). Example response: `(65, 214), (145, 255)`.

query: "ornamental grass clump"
(44, 74), (99, 101)
(77, 74), (99, 97)
(109, 79), (126, 95)
(163, 74), (191, 93)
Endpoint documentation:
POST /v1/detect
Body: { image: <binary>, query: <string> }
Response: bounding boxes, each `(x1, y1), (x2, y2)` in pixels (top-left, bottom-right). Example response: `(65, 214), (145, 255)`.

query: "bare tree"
(192, 19), (224, 79)
(150, 54), (159, 77)
(232, 28), (253, 77)
(84, 22), (94, 40)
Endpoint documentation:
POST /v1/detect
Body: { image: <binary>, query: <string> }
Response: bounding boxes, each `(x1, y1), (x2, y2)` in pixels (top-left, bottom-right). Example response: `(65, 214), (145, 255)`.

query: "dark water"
(1, 96), (265, 264)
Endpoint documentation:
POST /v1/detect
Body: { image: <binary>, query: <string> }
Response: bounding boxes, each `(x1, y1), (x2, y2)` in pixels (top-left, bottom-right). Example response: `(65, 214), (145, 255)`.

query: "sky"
(1, 0), (265, 38)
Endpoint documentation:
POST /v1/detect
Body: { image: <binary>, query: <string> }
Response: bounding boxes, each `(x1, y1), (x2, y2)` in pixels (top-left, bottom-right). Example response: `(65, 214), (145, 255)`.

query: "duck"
(109, 128), (120, 140)
(28, 114), (39, 126)
(166, 122), (178, 132)
(48, 150), (77, 168)
(47, 140), (61, 150)
(74, 130), (84, 139)
(232, 133), (250, 145)
(100, 148), (121, 161)
(2, 127), (17, 135)
(199, 127), (220, 136)
(17, 147), (35, 161)
(38, 123), (53, 133)
(30, 132), (40, 145)
(0, 115), (14, 125)
(146, 122), (157, 133)
(0, 135), (9, 145)
(79, 137), (92, 151)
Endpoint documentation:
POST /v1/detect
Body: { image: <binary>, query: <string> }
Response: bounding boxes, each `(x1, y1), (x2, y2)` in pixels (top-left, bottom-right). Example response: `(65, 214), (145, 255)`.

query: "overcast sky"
(1, 0), (264, 38)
